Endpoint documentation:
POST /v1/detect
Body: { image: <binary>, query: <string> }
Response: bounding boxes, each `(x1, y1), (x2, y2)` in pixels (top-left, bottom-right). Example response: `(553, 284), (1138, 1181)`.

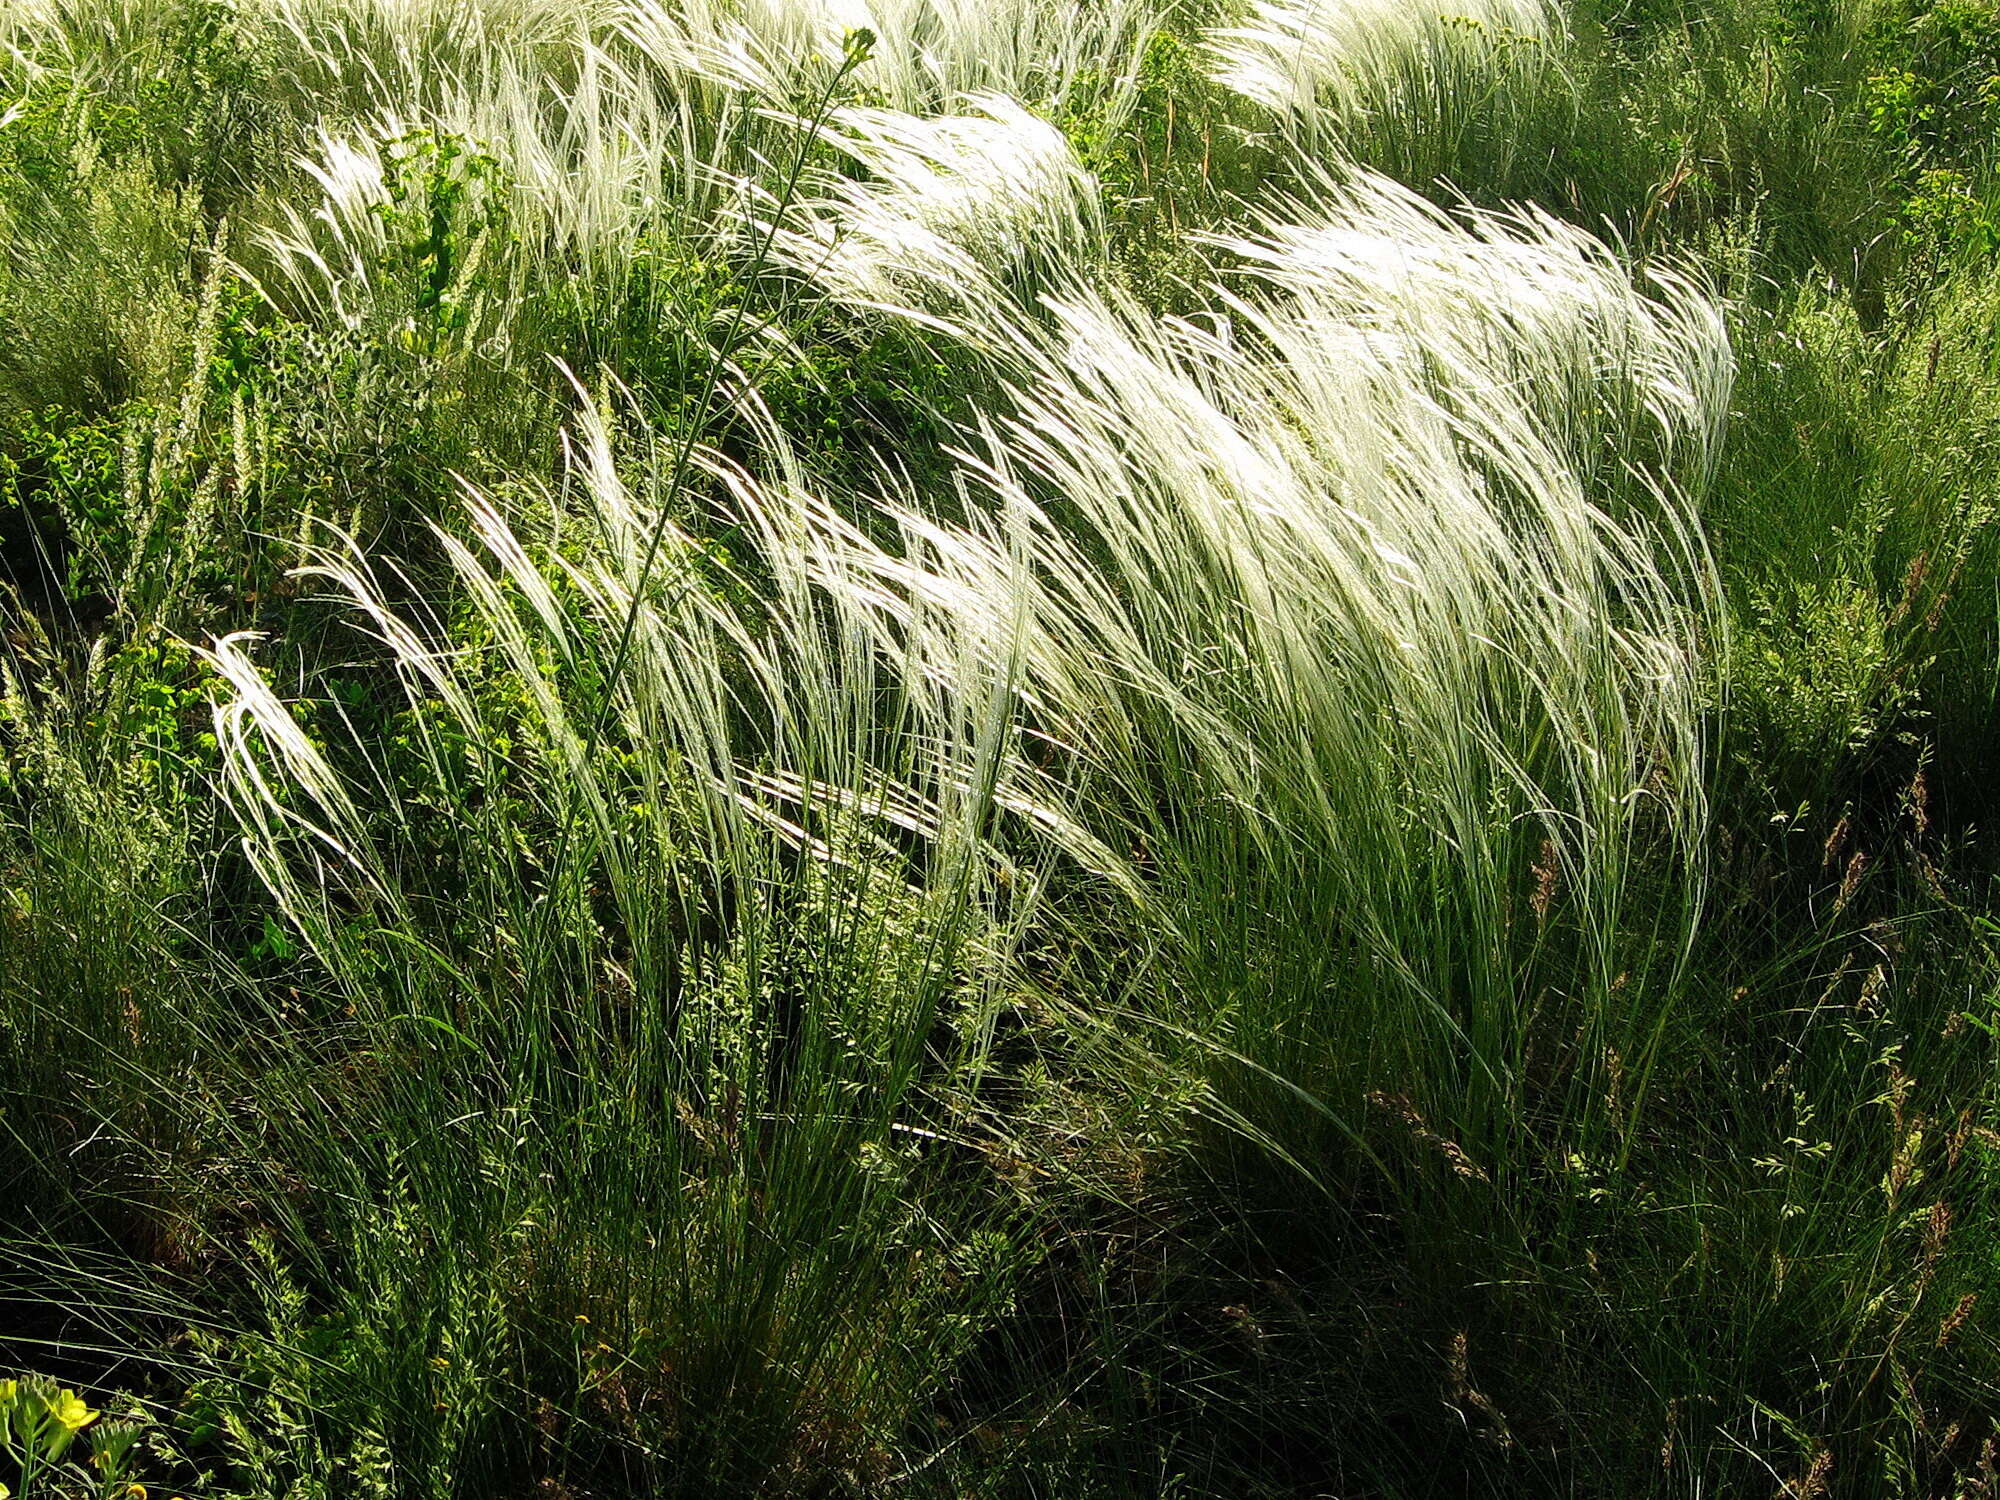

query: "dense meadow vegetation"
(3, 0), (2000, 1493)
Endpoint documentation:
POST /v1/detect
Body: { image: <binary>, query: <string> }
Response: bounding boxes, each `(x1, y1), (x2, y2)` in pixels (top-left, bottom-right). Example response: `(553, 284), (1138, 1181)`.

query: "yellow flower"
(49, 1388), (98, 1431)
(125, 1487), (148, 1500)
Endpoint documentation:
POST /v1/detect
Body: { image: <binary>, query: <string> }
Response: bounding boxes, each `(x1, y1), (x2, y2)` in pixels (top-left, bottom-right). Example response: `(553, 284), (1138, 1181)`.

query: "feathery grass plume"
(196, 388), (1042, 1485)
(249, 0), (1158, 284)
(260, 0), (617, 122)
(265, 1), (758, 266)
(1206, 0), (1561, 184)
(797, 162), (1729, 1178)
(1208, 166), (1731, 490)
(245, 70), (711, 356)
(618, 0), (1160, 121)
(767, 95), (1106, 335)
(704, 101), (1727, 1166)
(242, 7), (893, 406)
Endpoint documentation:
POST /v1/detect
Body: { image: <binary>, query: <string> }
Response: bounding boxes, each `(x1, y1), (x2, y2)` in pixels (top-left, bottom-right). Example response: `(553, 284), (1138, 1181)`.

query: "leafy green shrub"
(1731, 564), (1921, 796)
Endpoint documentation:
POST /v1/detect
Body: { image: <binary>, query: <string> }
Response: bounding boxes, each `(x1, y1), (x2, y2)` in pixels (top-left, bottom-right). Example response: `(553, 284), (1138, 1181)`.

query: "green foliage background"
(3, 0), (2000, 1497)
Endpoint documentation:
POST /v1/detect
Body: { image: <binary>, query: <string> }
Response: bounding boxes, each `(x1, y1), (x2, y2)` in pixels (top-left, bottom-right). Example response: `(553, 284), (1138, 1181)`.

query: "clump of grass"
(175, 373), (1047, 1487)
(1207, 0), (1567, 187)
(780, 146), (1727, 1174)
